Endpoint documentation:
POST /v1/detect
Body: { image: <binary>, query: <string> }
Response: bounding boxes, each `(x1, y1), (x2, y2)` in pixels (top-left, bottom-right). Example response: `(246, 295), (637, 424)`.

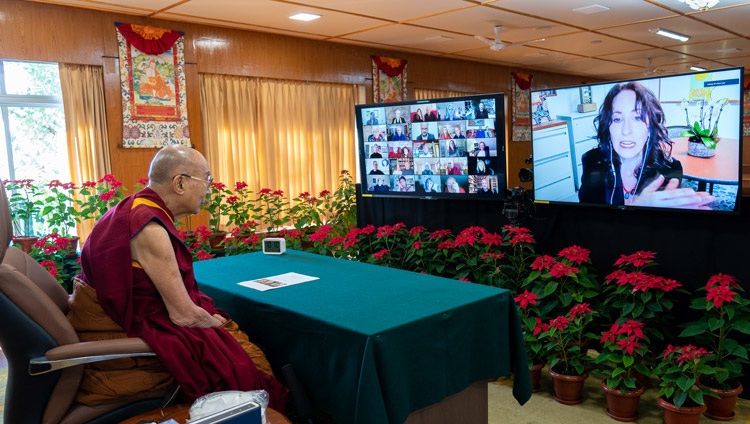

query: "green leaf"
(679, 322), (706, 337)
(732, 320), (750, 335)
(623, 355), (634, 368)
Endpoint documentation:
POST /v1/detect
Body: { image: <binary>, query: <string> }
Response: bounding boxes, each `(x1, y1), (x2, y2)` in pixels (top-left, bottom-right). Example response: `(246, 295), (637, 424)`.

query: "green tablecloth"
(194, 250), (531, 424)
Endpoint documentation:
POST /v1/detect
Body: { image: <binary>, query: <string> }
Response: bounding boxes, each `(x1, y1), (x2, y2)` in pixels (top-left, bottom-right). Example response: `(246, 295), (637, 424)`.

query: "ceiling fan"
(474, 25), (545, 51)
(643, 58), (661, 76)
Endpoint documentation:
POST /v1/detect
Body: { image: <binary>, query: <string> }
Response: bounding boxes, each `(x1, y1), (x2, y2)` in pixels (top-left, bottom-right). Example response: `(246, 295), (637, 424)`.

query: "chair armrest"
(29, 338), (156, 376)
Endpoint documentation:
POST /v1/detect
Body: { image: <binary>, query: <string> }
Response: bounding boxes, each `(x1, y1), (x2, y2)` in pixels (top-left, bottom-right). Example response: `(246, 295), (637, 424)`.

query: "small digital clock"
(262, 237), (286, 255)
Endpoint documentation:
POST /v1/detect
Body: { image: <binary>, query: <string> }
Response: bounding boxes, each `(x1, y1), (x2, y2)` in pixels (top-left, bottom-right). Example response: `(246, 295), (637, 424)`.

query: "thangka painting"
(511, 72), (533, 142)
(372, 56), (407, 103)
(116, 23), (190, 148)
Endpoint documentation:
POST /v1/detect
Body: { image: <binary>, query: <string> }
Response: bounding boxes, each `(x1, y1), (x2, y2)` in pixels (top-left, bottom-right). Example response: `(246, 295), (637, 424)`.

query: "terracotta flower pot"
(12, 236), (39, 253)
(658, 397), (706, 424)
(530, 362), (544, 393)
(702, 382), (743, 421)
(601, 381), (645, 422)
(549, 369), (588, 405)
(207, 231), (227, 250)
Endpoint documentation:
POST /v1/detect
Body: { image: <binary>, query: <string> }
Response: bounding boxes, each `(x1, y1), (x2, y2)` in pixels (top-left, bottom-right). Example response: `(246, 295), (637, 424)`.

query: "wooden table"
(194, 250), (532, 424)
(670, 137), (739, 193)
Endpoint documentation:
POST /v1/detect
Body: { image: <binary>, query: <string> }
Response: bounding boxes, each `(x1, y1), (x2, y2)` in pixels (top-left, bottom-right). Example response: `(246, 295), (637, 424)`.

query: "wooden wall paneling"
(0, 0), (667, 199)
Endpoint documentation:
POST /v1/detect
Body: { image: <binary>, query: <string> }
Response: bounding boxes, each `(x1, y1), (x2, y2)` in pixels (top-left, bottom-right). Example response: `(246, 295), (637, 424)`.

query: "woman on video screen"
(578, 81), (713, 209)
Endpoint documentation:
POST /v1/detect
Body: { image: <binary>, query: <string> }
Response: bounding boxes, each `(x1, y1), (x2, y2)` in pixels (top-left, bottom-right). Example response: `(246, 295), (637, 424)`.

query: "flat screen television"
(530, 67), (743, 214)
(356, 93), (507, 200)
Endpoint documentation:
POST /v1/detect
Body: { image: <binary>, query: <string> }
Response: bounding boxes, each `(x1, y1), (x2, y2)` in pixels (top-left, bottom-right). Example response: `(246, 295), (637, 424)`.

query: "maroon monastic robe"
(80, 188), (286, 408)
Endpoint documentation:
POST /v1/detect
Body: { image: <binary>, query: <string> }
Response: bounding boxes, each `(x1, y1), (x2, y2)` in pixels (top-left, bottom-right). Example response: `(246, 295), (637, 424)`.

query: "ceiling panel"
(25, 0), (750, 80)
(161, 0), (388, 38)
(534, 32), (649, 57)
(280, 0), (475, 22)
(599, 16), (737, 47)
(483, 0), (677, 30)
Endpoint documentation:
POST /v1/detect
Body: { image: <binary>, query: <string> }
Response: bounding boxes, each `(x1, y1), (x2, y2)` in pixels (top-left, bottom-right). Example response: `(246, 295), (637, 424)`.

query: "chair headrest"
(0, 185), (13, 260)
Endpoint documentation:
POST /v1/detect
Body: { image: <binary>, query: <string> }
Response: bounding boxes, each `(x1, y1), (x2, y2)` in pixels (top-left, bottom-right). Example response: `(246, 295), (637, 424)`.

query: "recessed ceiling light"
(425, 35), (453, 42)
(653, 28), (690, 42)
(690, 65), (707, 71)
(573, 4), (610, 14)
(289, 12), (321, 22)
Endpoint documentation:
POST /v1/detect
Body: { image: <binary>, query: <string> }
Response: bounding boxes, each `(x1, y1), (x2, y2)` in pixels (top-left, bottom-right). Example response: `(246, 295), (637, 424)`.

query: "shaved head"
(149, 145), (206, 185)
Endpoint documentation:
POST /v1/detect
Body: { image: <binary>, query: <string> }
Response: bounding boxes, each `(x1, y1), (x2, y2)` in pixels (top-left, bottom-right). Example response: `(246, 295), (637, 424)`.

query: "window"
(0, 60), (68, 182)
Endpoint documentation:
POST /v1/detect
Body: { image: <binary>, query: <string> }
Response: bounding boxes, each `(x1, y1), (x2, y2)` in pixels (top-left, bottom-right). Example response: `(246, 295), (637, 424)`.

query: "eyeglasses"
(176, 173), (213, 187)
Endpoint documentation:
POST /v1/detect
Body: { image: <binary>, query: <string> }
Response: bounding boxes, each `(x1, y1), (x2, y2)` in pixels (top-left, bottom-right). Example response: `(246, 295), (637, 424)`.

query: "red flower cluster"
(600, 320), (644, 355)
(514, 290), (538, 310)
(569, 302), (592, 318)
(663, 344), (710, 364)
(372, 249), (389, 260)
(531, 255), (555, 271)
(48, 180), (76, 190)
(504, 225), (535, 245)
(454, 226), (485, 248)
(376, 222), (405, 238)
(532, 317), (550, 336)
(549, 262), (578, 279)
(33, 233), (75, 255)
(429, 229), (452, 240)
(480, 252), (504, 261)
(39, 259), (57, 277)
(549, 315), (570, 331)
(614, 250), (656, 267)
(309, 225), (332, 242)
(558, 245), (590, 265)
(605, 269), (682, 292)
(705, 273), (739, 308)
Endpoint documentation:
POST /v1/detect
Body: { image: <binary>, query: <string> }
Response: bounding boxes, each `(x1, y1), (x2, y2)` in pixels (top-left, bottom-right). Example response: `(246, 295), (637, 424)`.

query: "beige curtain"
(414, 88), (476, 100)
(58, 63), (111, 241)
(199, 74), (358, 207)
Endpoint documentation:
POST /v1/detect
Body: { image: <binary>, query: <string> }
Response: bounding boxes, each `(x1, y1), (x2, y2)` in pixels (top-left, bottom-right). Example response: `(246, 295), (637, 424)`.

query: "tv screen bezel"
(355, 92), (507, 201)
(529, 66), (744, 215)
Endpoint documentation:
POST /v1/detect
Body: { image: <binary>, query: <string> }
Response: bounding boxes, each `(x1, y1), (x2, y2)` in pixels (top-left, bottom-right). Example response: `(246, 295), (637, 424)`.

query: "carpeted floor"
(490, 369), (750, 423)
(1, 353), (748, 423)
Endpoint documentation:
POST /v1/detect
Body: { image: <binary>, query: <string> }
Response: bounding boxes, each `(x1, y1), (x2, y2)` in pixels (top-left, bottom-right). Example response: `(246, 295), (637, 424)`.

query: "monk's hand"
(171, 306), (225, 328)
(631, 175), (715, 210)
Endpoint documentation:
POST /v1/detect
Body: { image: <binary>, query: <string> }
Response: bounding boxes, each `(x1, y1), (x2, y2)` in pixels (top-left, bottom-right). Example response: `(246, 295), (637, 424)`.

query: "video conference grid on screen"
(530, 67), (743, 214)
(358, 95), (505, 198)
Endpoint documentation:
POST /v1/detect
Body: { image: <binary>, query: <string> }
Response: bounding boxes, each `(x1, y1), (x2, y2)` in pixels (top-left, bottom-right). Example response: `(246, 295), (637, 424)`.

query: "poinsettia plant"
(679, 273), (750, 391)
(202, 181), (232, 233)
(540, 303), (596, 376)
(75, 174), (127, 223)
(523, 245), (599, 319)
(601, 250), (683, 342)
(595, 319), (651, 393)
(225, 181), (254, 230)
(654, 344), (719, 408)
(515, 290), (547, 367)
(42, 180), (78, 236)
(253, 188), (289, 233)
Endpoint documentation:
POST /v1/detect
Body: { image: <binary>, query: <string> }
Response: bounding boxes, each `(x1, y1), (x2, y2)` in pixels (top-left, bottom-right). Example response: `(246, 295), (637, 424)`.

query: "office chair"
(0, 185), (172, 424)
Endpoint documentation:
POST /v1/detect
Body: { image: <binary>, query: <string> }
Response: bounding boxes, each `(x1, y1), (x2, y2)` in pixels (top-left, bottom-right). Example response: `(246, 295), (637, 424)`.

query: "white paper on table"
(238, 272), (319, 291)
